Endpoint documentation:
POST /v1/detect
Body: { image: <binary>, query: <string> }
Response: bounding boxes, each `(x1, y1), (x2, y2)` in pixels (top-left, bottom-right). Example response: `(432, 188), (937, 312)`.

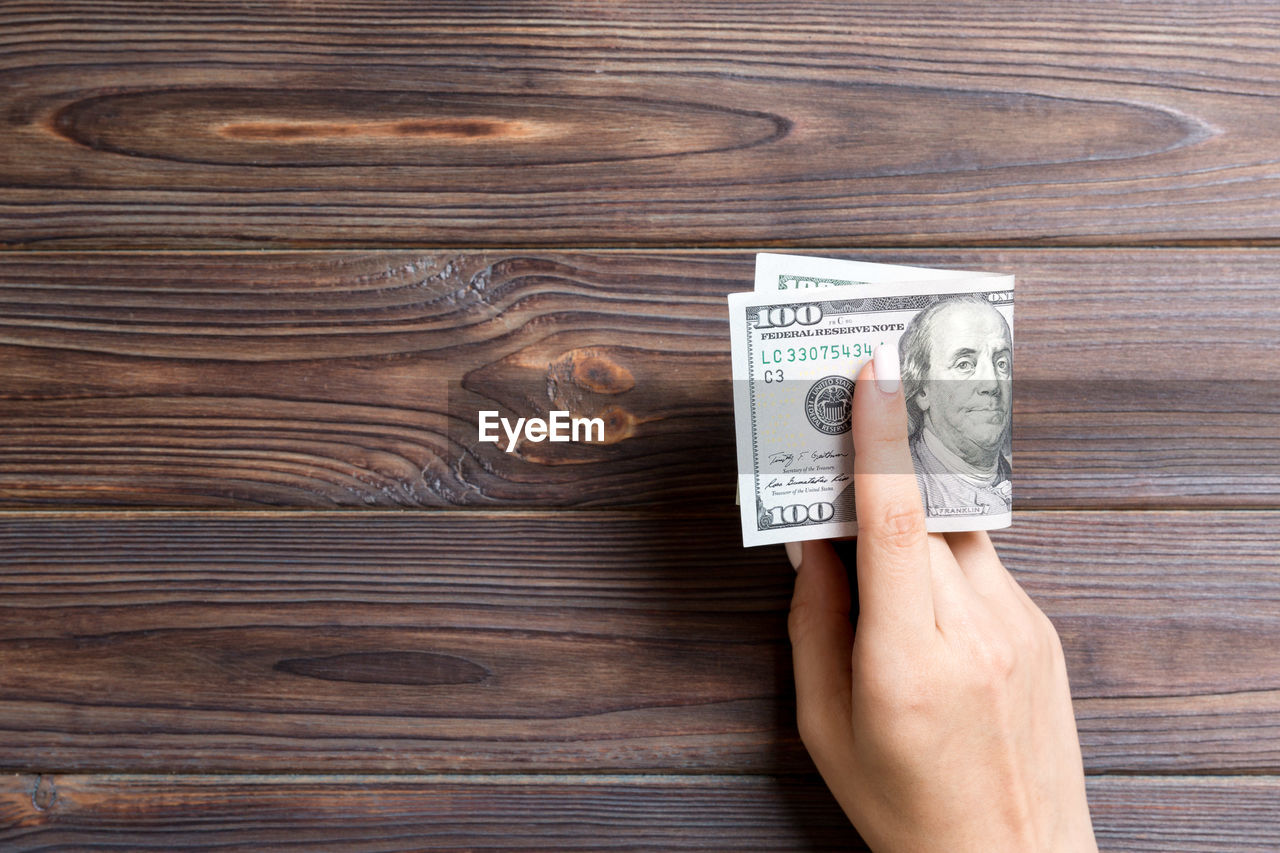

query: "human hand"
(786, 350), (1098, 852)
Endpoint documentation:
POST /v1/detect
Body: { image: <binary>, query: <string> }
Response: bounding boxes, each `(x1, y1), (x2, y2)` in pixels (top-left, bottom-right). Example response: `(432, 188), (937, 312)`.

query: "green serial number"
(761, 343), (872, 365)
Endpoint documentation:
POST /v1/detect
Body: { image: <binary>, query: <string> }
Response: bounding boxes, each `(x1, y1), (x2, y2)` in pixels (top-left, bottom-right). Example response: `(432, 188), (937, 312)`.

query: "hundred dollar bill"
(754, 251), (1006, 293)
(730, 257), (1014, 547)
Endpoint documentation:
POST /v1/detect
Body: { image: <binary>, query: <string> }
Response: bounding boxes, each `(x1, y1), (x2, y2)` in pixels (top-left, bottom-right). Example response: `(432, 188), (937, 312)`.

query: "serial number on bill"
(761, 342), (874, 365)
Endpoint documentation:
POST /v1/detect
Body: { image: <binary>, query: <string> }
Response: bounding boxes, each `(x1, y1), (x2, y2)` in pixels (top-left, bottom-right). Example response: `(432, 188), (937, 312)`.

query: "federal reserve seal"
(805, 375), (853, 435)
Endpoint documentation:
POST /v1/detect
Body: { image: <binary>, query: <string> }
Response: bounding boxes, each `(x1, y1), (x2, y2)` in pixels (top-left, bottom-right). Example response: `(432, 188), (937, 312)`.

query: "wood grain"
(6, 773), (859, 852)
(5, 4), (1275, 849)
(1, 510), (1277, 774)
(3, 773), (1279, 852)
(2, 249), (1277, 510)
(5, 2), (1280, 247)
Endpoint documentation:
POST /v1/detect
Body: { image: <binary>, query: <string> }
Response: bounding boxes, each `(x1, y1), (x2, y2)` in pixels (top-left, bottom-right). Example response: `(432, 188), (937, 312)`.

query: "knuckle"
(867, 501), (926, 550)
(972, 634), (1018, 683)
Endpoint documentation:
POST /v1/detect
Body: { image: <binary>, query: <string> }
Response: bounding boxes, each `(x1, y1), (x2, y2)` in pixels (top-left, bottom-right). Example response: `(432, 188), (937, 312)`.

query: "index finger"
(852, 347), (935, 643)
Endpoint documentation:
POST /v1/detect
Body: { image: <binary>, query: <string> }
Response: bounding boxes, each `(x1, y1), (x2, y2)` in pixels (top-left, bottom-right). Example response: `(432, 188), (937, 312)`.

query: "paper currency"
(730, 254), (1014, 547)
(753, 252), (1000, 293)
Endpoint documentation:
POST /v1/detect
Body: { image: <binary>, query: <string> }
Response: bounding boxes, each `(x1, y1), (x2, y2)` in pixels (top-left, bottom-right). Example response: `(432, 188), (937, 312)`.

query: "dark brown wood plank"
(2, 773), (1278, 852)
(1, 249), (1276, 509)
(4, 2), (1280, 247)
(10, 773), (859, 852)
(0, 510), (1277, 774)
(1085, 776), (1280, 853)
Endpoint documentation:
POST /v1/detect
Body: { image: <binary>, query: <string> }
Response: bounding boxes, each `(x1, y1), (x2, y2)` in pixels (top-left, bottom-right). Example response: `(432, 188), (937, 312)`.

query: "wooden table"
(2, 3), (1278, 849)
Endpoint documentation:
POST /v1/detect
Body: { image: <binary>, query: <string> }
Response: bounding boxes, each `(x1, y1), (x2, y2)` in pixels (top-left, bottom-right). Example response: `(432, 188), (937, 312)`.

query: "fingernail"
(785, 541), (803, 571)
(874, 344), (900, 394)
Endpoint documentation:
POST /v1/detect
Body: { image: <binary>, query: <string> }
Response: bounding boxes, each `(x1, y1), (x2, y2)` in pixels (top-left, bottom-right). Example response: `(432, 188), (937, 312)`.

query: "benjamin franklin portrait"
(899, 295), (1013, 517)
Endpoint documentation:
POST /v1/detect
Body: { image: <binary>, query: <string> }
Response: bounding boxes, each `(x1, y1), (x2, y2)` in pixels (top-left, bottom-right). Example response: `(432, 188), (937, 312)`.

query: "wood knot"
(31, 775), (57, 812)
(274, 651), (490, 686)
(595, 405), (638, 444)
(218, 118), (521, 141)
(550, 347), (635, 395)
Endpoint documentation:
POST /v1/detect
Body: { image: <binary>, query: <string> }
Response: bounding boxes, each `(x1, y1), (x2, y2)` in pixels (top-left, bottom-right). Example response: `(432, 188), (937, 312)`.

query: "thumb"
(852, 347), (935, 644)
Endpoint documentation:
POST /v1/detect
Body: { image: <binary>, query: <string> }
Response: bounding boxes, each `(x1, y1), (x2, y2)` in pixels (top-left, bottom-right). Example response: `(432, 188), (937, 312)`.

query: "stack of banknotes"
(729, 254), (1015, 547)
